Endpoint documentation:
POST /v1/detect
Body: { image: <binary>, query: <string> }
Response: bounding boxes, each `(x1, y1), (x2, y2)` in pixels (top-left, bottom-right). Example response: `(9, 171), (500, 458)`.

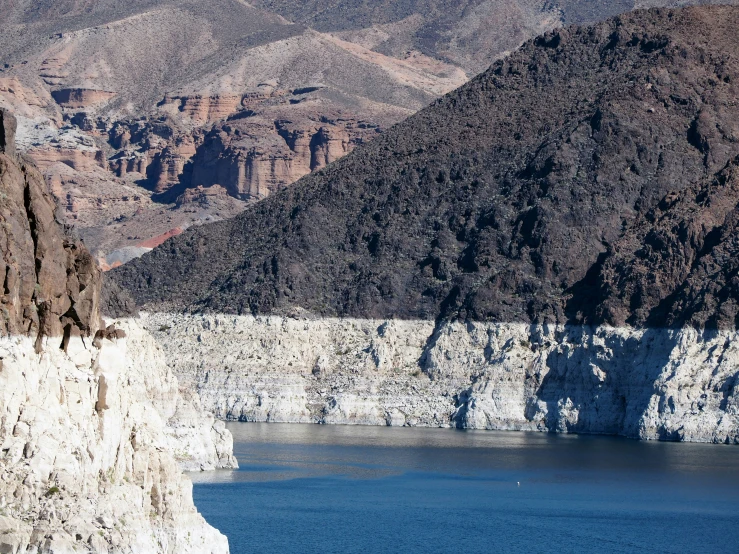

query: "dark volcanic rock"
(100, 273), (139, 319)
(570, 157), (739, 329)
(0, 109), (103, 343)
(112, 6), (739, 327)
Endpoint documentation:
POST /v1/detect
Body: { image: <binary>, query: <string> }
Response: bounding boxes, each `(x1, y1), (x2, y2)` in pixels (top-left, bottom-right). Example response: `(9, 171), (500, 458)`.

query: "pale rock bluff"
(0, 322), (232, 553)
(0, 109), (236, 553)
(144, 313), (739, 444)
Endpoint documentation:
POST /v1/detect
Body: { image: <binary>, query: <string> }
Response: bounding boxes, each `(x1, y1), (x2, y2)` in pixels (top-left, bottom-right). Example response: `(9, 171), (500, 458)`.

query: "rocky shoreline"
(143, 312), (739, 444)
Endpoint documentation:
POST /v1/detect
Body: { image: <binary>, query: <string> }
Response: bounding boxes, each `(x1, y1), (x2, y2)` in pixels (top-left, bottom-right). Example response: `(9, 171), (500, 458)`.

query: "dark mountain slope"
(570, 157), (739, 329)
(112, 6), (739, 325)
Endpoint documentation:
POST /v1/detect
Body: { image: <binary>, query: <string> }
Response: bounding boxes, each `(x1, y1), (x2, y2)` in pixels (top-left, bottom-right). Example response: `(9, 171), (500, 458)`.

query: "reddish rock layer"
(137, 227), (184, 249)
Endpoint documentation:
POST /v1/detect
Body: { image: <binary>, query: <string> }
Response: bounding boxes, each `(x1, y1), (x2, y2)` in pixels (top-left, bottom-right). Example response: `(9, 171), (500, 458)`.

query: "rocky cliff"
(0, 108), (102, 345)
(572, 157), (739, 330)
(3, 0), (733, 265)
(0, 110), (236, 553)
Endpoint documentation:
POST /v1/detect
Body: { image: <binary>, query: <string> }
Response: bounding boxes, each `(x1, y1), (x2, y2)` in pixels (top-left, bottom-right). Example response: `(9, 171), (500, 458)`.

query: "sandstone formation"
(186, 115), (374, 201)
(50, 88), (117, 110)
(0, 112), (236, 553)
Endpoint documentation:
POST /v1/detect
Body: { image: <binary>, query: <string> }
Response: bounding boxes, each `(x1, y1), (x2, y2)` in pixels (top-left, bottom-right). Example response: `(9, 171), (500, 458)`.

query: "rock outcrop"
(50, 89), (117, 110)
(186, 117), (370, 201)
(0, 109), (16, 157)
(0, 320), (232, 553)
(571, 157), (739, 330)
(0, 109), (102, 345)
(0, 111), (235, 553)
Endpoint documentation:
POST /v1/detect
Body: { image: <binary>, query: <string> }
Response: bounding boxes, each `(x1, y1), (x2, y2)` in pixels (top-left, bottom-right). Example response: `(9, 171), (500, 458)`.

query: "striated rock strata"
(144, 313), (739, 444)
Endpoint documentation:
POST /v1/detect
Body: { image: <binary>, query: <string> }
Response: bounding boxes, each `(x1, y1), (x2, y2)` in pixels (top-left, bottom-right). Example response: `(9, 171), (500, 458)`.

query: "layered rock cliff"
(0, 110), (235, 553)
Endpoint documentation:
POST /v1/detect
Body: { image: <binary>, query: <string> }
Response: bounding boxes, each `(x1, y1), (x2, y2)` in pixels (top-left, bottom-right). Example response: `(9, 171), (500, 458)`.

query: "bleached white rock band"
(144, 313), (739, 444)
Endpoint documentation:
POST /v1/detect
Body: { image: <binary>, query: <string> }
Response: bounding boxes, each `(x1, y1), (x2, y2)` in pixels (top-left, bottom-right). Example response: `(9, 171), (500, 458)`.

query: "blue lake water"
(191, 423), (739, 554)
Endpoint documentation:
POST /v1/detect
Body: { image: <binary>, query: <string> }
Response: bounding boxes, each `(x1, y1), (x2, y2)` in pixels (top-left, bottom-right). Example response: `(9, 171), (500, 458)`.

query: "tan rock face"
(187, 117), (366, 200)
(0, 78), (60, 124)
(161, 94), (245, 126)
(28, 145), (105, 172)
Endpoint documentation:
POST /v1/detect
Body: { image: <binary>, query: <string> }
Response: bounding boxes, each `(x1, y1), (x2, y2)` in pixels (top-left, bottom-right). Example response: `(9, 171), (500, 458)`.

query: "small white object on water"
(517, 482), (520, 486)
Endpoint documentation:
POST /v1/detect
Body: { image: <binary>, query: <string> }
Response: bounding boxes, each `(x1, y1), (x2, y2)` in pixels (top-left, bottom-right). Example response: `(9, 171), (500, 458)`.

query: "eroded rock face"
(187, 118), (367, 201)
(571, 157), (739, 330)
(0, 109), (102, 344)
(0, 109), (16, 157)
(50, 88), (117, 109)
(144, 313), (739, 444)
(0, 321), (233, 553)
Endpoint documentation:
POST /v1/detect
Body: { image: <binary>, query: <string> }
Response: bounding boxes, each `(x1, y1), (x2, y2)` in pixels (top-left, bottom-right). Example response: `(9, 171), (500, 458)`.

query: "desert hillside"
(1, 0), (729, 267)
(113, 6), (739, 330)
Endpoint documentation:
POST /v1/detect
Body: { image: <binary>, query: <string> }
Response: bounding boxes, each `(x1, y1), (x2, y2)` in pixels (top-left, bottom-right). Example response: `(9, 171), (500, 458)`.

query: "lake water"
(191, 423), (739, 554)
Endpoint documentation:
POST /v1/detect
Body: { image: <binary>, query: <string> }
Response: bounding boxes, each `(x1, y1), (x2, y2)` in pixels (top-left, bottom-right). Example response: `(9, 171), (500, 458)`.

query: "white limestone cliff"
(143, 313), (739, 444)
(0, 319), (236, 554)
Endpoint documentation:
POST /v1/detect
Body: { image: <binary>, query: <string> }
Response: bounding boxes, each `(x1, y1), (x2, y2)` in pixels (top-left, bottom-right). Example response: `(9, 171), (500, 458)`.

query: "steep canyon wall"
(0, 109), (236, 554)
